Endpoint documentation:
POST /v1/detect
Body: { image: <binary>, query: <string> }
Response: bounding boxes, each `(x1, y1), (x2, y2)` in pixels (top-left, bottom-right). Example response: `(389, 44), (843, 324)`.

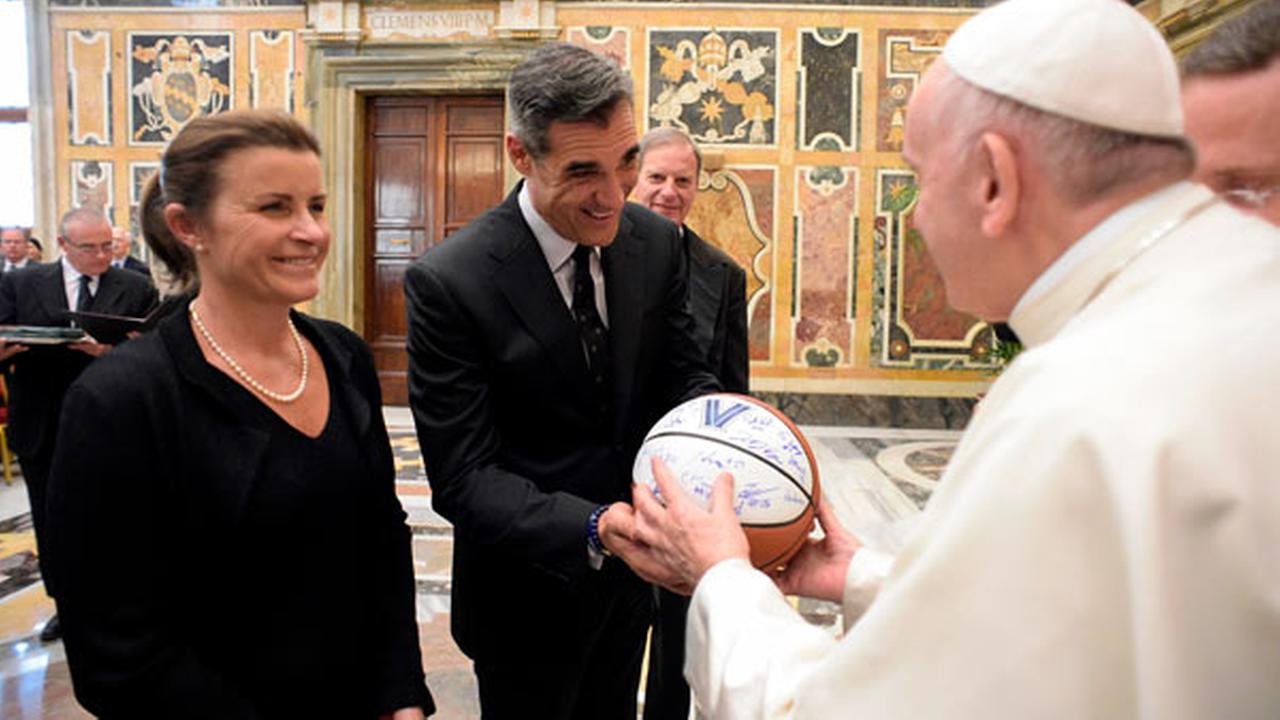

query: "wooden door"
(365, 95), (505, 405)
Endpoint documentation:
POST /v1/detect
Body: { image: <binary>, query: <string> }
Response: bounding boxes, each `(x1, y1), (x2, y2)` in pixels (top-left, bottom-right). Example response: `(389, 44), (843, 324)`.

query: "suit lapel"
(603, 211), (641, 433)
(684, 228), (722, 356)
(90, 269), (123, 314)
(296, 313), (373, 445)
(37, 263), (70, 324)
(490, 191), (596, 405)
(158, 303), (270, 528)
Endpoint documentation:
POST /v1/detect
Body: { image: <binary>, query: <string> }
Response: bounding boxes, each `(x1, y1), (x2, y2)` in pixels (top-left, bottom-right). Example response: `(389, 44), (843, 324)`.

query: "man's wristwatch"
(587, 504), (613, 557)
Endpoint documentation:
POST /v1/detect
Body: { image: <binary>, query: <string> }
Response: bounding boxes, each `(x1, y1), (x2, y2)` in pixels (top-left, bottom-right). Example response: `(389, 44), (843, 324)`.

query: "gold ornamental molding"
(1153, 0), (1259, 56)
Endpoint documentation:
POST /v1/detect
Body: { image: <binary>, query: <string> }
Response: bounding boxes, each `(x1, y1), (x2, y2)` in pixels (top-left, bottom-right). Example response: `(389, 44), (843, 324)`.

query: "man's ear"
(976, 131), (1020, 238)
(506, 133), (533, 176)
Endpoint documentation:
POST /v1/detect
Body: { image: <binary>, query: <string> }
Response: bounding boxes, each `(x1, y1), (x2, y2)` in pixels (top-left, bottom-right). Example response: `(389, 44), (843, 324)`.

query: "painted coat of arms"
(129, 33), (232, 144)
(648, 29), (777, 146)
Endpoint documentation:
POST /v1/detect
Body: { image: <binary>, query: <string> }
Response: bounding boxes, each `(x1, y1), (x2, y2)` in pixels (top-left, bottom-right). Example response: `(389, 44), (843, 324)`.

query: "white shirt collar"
(519, 181), (598, 273)
(1010, 182), (1188, 318)
(62, 256), (100, 309)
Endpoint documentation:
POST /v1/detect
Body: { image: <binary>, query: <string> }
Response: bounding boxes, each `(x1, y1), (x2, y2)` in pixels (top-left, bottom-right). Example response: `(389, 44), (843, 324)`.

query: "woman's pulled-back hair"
(140, 110), (321, 292)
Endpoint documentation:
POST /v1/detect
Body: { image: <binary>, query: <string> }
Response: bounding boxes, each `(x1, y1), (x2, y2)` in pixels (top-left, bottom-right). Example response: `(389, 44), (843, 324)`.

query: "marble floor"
(0, 407), (958, 718)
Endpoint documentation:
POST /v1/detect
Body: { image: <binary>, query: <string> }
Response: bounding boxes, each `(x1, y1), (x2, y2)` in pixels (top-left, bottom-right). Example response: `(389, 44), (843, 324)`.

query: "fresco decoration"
(129, 32), (233, 145)
(249, 30), (295, 112)
(686, 167), (775, 363)
(67, 30), (112, 147)
(871, 169), (995, 370)
(647, 28), (777, 147)
(51, 1), (304, 6)
(797, 28), (860, 152)
(877, 29), (949, 153)
(129, 162), (160, 247)
(71, 160), (114, 222)
(566, 26), (631, 70)
(792, 166), (858, 368)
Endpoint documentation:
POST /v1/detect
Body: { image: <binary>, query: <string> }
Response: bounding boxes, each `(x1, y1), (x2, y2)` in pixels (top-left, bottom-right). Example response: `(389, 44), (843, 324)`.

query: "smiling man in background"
(631, 126), (747, 720)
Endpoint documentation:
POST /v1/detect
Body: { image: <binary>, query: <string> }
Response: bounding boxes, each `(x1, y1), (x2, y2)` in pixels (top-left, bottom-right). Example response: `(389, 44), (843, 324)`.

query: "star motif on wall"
(699, 97), (724, 123)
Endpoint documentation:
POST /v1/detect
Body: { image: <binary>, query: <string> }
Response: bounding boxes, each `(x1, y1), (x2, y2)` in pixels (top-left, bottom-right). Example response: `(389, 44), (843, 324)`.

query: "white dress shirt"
(518, 182), (609, 327)
(62, 256), (100, 310)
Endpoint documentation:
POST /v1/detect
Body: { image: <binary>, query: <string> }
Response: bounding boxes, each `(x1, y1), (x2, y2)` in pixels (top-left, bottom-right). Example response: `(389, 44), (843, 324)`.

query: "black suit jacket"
(405, 186), (719, 659)
(47, 304), (433, 718)
(120, 255), (151, 276)
(0, 262), (156, 460)
(685, 226), (749, 393)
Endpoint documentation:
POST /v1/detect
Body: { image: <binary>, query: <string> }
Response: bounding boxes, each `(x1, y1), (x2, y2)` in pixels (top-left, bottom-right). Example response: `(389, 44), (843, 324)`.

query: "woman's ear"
(163, 203), (201, 250)
(976, 131), (1020, 238)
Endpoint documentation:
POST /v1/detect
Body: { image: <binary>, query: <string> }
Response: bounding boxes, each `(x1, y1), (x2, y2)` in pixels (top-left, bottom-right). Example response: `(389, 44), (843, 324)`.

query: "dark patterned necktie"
(76, 274), (94, 311)
(571, 245), (612, 415)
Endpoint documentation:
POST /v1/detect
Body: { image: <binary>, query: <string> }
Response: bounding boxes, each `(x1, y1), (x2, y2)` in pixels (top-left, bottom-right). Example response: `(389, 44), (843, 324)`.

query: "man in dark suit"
(632, 127), (750, 720)
(110, 227), (151, 276)
(2, 227), (39, 273)
(0, 207), (157, 642)
(405, 43), (719, 719)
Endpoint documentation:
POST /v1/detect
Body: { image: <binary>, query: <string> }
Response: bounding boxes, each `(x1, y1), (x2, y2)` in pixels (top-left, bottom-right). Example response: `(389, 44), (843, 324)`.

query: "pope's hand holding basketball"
(771, 496), (862, 602)
(631, 456), (751, 594)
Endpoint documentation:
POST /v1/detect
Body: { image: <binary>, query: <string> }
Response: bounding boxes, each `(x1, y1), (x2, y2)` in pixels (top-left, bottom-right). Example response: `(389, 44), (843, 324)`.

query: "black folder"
(64, 310), (159, 346)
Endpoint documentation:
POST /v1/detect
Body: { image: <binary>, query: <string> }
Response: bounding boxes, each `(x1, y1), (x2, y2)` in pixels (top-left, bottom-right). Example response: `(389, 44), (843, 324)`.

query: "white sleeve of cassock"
(684, 558), (838, 719)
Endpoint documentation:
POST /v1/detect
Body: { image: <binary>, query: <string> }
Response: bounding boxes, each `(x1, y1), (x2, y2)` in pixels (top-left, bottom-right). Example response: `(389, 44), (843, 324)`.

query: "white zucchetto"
(942, 0), (1184, 137)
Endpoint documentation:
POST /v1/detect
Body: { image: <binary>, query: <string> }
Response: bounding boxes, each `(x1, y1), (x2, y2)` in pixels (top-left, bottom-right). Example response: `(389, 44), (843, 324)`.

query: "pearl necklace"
(189, 303), (309, 403)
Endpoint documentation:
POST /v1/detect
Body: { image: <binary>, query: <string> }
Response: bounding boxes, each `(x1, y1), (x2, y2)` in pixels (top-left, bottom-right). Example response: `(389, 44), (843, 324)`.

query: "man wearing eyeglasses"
(1181, 0), (1280, 225)
(0, 207), (156, 643)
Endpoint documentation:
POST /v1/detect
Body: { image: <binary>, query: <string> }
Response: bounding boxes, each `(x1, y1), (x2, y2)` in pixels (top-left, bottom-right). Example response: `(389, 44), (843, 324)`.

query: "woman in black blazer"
(46, 111), (434, 719)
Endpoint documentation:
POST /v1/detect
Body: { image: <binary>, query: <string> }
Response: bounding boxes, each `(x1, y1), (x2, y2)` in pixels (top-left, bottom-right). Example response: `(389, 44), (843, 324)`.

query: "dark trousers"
(644, 587), (692, 720)
(474, 565), (652, 720)
(19, 454), (55, 598)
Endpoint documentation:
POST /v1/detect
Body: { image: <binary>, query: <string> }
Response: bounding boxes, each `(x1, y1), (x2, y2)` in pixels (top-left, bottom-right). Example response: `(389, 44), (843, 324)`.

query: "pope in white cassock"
(617, 0), (1280, 717)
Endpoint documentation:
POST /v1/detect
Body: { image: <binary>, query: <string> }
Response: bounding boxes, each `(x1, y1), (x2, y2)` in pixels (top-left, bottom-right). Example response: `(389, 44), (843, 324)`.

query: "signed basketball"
(633, 393), (820, 570)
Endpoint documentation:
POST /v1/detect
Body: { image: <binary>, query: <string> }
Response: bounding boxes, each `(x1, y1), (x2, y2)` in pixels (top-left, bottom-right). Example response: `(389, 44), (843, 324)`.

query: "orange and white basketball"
(633, 393), (820, 570)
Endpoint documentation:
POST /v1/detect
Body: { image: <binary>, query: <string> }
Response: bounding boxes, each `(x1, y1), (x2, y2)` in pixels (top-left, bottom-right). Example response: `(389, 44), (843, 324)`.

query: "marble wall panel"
(71, 160), (114, 221)
(871, 169), (996, 369)
(566, 26), (631, 70)
(40, 2), (985, 398)
(128, 32), (233, 145)
(797, 28), (859, 152)
(66, 30), (112, 147)
(249, 30), (294, 112)
(128, 162), (159, 241)
(686, 167), (775, 362)
(646, 28), (778, 147)
(792, 166), (858, 368)
(876, 29), (948, 152)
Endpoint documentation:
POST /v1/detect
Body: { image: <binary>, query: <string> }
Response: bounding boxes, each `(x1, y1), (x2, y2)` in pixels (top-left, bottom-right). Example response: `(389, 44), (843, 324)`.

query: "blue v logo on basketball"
(702, 398), (749, 428)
